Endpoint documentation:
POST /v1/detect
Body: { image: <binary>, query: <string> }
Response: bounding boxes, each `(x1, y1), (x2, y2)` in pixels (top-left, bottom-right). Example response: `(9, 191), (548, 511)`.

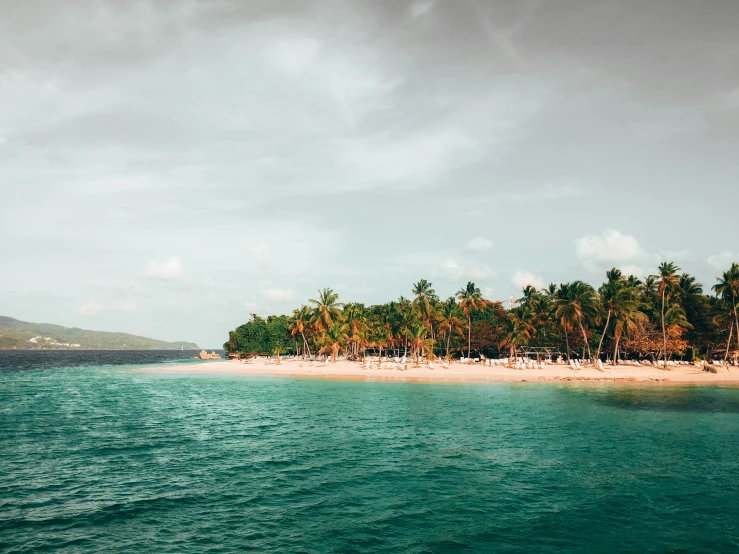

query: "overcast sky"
(1, 0), (738, 347)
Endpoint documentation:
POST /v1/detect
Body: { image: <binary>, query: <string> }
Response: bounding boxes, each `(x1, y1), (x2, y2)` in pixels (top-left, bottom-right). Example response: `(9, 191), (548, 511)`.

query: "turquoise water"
(2, 365), (739, 553)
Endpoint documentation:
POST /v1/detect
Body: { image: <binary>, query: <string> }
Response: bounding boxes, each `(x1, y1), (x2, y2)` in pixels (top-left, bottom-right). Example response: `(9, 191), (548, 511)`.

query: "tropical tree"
(713, 263), (739, 357)
(319, 322), (348, 363)
(343, 303), (368, 359)
(611, 287), (647, 363)
(595, 268), (623, 361)
(309, 288), (343, 330)
(552, 281), (598, 360)
(499, 312), (534, 359)
(412, 279), (438, 339)
(289, 306), (312, 358)
(456, 282), (485, 359)
(406, 323), (434, 366)
(438, 297), (464, 359)
(652, 262), (682, 367)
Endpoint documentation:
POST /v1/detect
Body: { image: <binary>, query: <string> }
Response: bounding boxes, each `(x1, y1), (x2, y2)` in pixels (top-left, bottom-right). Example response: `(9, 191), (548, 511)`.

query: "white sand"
(137, 358), (739, 385)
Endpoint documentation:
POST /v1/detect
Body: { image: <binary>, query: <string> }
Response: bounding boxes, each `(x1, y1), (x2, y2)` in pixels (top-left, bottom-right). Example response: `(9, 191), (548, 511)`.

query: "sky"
(1, 0), (738, 348)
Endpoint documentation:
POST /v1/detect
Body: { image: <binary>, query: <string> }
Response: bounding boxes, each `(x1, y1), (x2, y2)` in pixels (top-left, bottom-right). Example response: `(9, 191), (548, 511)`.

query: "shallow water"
(1, 354), (738, 552)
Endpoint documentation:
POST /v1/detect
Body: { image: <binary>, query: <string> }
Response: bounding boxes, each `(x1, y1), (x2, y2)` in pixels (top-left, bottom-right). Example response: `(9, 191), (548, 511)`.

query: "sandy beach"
(138, 358), (739, 385)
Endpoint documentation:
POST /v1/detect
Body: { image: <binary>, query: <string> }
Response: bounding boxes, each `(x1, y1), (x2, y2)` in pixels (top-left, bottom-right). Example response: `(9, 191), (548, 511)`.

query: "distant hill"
(0, 316), (198, 350)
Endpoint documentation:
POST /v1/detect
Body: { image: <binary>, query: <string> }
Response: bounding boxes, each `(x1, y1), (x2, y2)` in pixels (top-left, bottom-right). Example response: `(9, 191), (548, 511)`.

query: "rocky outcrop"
(705, 364), (729, 374)
(199, 349), (222, 360)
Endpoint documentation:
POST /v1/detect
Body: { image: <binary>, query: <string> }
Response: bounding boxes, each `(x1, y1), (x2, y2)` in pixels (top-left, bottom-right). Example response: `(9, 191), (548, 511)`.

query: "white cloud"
(252, 243), (270, 265)
(76, 301), (105, 316)
(483, 286), (494, 298)
(512, 270), (545, 291)
(436, 259), (496, 281)
(261, 287), (295, 302)
(708, 251), (739, 270)
(575, 229), (646, 272)
(467, 237), (494, 252)
(111, 300), (138, 312)
(143, 257), (182, 280)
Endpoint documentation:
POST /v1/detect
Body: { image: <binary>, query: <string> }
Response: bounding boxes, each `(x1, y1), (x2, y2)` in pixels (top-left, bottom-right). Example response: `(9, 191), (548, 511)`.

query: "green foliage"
(224, 314), (296, 356)
(224, 262), (739, 362)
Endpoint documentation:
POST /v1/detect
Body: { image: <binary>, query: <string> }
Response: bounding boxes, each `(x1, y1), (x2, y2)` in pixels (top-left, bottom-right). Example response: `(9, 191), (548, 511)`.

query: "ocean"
(1, 351), (738, 553)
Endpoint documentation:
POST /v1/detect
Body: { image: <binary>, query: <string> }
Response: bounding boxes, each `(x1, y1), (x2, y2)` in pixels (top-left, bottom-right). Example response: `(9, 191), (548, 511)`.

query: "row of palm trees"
(227, 262), (739, 364)
(505, 262), (739, 364)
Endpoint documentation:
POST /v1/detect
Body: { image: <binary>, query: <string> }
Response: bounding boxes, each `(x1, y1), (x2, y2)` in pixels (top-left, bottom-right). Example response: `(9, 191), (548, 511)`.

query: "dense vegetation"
(224, 262), (739, 364)
(0, 316), (199, 350)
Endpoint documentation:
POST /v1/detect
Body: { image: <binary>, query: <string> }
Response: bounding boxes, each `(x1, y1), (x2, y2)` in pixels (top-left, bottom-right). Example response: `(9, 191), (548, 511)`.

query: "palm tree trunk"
(446, 328), (451, 358)
(564, 325), (571, 361)
(614, 333), (621, 364)
(467, 315), (472, 359)
(301, 331), (311, 357)
(578, 321), (591, 360)
(595, 309), (611, 362)
(725, 318), (734, 361)
(661, 288), (668, 369)
(733, 296), (739, 356)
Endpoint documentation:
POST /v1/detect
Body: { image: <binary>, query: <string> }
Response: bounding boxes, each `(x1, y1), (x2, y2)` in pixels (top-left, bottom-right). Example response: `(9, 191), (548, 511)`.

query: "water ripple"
(1, 364), (739, 552)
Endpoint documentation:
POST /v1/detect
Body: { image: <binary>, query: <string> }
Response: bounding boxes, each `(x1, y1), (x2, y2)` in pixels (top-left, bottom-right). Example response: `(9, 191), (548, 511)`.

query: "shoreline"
(135, 359), (739, 386)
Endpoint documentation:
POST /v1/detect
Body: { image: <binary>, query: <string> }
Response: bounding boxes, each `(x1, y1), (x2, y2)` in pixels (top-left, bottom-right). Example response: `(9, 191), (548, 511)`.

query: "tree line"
(224, 262), (739, 365)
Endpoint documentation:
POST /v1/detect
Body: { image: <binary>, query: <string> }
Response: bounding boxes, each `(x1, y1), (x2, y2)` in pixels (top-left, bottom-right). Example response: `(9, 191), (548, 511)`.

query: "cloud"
(436, 259), (496, 281)
(575, 229), (646, 272)
(76, 301), (105, 316)
(483, 286), (494, 298)
(467, 237), (494, 252)
(143, 257), (182, 280)
(252, 243), (270, 265)
(708, 251), (739, 270)
(410, 0), (435, 19)
(111, 300), (138, 312)
(512, 270), (545, 291)
(261, 287), (295, 302)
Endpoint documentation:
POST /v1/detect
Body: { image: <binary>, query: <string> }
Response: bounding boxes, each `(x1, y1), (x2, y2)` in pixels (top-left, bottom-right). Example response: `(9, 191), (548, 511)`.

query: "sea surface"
(1, 351), (738, 553)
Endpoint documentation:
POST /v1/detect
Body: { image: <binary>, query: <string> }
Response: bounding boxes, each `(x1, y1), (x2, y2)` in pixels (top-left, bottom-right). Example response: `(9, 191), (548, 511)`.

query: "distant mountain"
(0, 316), (198, 350)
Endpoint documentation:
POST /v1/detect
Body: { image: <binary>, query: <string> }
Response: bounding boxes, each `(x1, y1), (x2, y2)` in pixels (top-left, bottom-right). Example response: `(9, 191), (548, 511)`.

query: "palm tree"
(611, 288), (647, 363)
(553, 281), (598, 361)
(309, 288), (343, 330)
(595, 268), (623, 362)
(713, 263), (739, 357)
(652, 262), (681, 368)
(406, 323), (434, 366)
(456, 282), (484, 359)
(412, 279), (438, 339)
(319, 322), (348, 363)
(371, 321), (391, 365)
(289, 306), (312, 358)
(395, 296), (414, 358)
(438, 297), (464, 359)
(499, 312), (533, 360)
(343, 303), (368, 359)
